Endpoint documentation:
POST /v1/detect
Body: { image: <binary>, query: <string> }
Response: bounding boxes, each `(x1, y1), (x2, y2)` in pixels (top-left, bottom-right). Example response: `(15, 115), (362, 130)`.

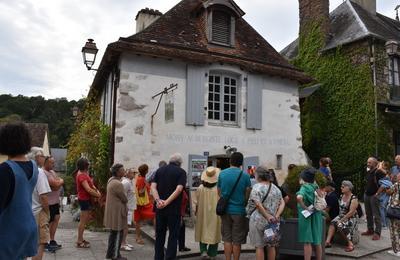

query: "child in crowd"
(377, 161), (392, 228)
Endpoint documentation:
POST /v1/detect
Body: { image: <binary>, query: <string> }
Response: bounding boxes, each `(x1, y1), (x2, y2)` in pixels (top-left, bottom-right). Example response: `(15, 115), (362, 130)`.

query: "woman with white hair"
(246, 166), (285, 260)
(325, 180), (359, 252)
(28, 147), (52, 259)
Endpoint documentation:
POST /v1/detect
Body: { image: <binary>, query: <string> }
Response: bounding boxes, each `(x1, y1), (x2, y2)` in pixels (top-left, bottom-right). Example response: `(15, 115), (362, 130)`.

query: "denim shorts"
(78, 200), (92, 211)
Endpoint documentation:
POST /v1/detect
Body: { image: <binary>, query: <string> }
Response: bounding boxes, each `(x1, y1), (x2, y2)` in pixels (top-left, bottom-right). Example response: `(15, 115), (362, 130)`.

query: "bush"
(283, 165), (327, 218)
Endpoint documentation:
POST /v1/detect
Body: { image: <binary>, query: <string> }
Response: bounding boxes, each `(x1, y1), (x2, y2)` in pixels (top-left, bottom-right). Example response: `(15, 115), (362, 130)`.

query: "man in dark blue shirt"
(151, 153), (187, 260)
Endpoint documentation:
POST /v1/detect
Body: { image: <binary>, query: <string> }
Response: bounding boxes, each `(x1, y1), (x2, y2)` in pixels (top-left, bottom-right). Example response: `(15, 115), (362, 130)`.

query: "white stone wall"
(112, 54), (307, 181)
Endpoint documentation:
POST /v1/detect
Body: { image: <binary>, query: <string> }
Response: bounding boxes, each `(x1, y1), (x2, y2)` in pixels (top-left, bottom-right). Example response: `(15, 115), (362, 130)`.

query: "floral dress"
(331, 195), (358, 243)
(388, 182), (400, 253)
(246, 183), (282, 248)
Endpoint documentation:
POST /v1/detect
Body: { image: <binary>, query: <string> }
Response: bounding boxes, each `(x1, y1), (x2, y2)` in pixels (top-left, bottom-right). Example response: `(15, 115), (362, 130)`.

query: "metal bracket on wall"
(150, 83), (178, 135)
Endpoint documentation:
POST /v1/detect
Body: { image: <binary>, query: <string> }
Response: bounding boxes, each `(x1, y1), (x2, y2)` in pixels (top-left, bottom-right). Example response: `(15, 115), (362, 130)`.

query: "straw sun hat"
(201, 166), (220, 183)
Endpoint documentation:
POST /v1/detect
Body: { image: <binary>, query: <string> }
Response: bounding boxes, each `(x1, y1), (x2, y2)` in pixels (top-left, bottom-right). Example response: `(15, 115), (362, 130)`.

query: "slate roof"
(281, 0), (400, 60)
(92, 0), (312, 90)
(0, 122), (49, 148)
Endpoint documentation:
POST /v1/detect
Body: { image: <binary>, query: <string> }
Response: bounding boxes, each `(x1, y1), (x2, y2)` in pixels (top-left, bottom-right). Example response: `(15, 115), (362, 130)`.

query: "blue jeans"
(154, 213), (180, 260)
(379, 195), (390, 227)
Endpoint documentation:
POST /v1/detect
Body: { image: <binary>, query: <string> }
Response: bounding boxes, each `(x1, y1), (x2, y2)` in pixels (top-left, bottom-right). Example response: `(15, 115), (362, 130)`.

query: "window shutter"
(186, 64), (206, 126)
(246, 74), (263, 130)
(212, 11), (231, 45)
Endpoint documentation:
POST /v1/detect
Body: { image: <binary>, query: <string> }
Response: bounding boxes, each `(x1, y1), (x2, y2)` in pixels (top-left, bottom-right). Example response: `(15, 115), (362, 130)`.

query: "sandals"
(76, 240), (90, 248)
(136, 238), (144, 245)
(345, 244), (354, 252)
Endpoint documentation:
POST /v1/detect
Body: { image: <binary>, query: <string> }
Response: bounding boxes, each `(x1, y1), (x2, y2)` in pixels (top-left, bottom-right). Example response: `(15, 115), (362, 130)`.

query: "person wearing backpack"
(325, 180), (359, 252)
(217, 152), (251, 260)
(296, 167), (323, 260)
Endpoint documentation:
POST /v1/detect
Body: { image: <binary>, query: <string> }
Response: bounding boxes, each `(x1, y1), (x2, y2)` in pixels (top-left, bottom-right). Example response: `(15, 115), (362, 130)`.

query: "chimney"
(135, 8), (163, 33)
(298, 0), (330, 45)
(350, 0), (376, 15)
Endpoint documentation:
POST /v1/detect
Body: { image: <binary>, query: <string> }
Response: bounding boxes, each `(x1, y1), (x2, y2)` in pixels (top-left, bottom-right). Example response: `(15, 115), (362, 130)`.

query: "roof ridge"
(346, 0), (369, 35)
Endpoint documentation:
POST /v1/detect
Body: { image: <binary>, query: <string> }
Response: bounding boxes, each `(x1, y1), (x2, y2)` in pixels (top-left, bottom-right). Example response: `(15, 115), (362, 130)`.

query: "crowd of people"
(2, 122), (400, 260)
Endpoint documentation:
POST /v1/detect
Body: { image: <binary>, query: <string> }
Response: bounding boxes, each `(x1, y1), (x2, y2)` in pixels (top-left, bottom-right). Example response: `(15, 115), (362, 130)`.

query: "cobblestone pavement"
(39, 207), (398, 260)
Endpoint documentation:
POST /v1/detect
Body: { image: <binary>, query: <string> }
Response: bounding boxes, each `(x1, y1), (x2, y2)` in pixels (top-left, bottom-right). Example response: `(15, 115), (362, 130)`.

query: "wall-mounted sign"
(165, 92), (174, 123)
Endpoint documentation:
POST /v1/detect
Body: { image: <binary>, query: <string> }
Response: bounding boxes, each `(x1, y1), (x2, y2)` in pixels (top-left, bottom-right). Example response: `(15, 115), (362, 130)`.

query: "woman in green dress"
(296, 167), (323, 260)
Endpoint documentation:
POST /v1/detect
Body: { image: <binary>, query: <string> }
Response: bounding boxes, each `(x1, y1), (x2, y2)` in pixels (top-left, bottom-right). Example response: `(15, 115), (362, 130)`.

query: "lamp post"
(386, 40), (399, 98)
(72, 106), (79, 117)
(81, 39), (98, 71)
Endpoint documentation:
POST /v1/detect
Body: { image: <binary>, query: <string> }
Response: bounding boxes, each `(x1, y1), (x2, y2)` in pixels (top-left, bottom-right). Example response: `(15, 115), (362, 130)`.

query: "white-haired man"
(151, 153), (187, 260)
(27, 147), (52, 259)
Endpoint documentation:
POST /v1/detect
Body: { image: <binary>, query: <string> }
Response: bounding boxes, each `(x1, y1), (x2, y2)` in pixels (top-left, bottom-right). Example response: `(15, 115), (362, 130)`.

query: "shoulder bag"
(216, 171), (243, 216)
(249, 183), (272, 217)
(314, 188), (327, 211)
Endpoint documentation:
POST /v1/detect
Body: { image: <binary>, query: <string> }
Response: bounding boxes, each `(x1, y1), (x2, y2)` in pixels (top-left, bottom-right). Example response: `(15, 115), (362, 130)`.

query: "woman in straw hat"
(194, 166), (221, 259)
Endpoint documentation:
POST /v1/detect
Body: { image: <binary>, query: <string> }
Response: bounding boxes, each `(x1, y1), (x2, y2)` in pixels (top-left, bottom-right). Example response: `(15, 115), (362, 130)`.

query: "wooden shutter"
(212, 11), (231, 45)
(246, 74), (263, 130)
(186, 64), (206, 126)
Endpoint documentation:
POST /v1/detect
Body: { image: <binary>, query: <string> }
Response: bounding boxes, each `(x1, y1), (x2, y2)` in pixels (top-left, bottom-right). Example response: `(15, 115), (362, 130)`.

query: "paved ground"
(38, 207), (399, 260)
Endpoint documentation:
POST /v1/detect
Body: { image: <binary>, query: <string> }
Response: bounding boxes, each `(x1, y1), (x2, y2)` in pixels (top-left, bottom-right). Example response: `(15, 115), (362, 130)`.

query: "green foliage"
(66, 93), (110, 227)
(61, 174), (75, 197)
(283, 165), (327, 218)
(66, 93), (111, 193)
(0, 94), (85, 147)
(293, 23), (377, 193)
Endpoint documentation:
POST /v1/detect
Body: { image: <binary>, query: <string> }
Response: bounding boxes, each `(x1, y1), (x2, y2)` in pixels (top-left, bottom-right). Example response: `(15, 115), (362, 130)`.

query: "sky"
(0, 0), (398, 101)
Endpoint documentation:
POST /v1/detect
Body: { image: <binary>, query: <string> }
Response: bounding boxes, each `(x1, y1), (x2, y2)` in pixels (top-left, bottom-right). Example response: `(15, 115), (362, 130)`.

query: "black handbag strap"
(225, 171), (243, 201)
(250, 183), (272, 216)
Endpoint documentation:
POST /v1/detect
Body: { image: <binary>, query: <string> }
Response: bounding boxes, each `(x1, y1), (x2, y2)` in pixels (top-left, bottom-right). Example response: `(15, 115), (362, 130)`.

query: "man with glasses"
(43, 156), (64, 251)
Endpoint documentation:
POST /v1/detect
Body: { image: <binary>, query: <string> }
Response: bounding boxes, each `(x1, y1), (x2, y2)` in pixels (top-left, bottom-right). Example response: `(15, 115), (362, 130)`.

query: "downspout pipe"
(369, 37), (379, 157)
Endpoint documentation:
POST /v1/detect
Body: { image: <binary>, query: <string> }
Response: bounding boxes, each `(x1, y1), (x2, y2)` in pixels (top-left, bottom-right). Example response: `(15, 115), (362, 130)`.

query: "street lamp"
(81, 39), (98, 70)
(72, 106), (79, 117)
(385, 40), (399, 56)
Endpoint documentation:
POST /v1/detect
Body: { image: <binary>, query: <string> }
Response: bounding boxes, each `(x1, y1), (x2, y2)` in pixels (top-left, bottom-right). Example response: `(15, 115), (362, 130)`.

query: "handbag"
(216, 171), (243, 216)
(136, 186), (149, 206)
(314, 189), (327, 211)
(387, 184), (400, 219)
(264, 222), (281, 244)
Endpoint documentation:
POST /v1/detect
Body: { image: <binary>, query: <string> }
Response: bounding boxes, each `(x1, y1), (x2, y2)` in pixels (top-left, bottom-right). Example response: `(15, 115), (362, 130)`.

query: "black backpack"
(348, 195), (364, 218)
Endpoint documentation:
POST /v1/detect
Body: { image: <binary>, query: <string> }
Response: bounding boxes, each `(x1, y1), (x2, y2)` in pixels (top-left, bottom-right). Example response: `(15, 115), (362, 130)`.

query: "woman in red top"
(134, 164), (155, 244)
(75, 157), (100, 248)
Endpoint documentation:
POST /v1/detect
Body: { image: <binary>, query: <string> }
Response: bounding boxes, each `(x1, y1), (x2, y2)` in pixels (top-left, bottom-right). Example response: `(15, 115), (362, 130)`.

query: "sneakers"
(46, 240), (62, 252)
(49, 240), (62, 248)
(372, 234), (381, 240)
(120, 244), (133, 251)
(388, 250), (400, 257)
(361, 230), (374, 236)
(200, 252), (208, 259)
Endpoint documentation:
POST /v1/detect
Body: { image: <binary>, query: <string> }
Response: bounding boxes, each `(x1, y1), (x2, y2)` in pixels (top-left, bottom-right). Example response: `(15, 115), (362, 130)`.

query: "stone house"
(281, 0), (400, 174)
(89, 0), (312, 186)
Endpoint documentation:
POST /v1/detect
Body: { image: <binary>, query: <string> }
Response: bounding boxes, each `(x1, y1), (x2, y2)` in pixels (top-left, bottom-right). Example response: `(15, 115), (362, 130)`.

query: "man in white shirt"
(27, 147), (52, 260)
(121, 168), (138, 251)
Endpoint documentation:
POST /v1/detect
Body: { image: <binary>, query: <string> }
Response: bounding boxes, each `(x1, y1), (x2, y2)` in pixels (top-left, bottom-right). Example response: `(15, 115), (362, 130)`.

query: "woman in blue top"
(297, 167), (323, 260)
(0, 123), (38, 260)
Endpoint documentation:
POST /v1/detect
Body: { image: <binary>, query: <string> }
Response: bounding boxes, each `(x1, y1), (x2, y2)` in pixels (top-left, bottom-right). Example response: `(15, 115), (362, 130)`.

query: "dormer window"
(211, 11), (232, 45)
(202, 0), (245, 47)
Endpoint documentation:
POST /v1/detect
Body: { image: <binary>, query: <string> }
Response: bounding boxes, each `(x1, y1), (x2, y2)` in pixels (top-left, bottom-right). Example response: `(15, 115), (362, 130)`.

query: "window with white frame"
(388, 56), (400, 87)
(208, 74), (238, 124)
